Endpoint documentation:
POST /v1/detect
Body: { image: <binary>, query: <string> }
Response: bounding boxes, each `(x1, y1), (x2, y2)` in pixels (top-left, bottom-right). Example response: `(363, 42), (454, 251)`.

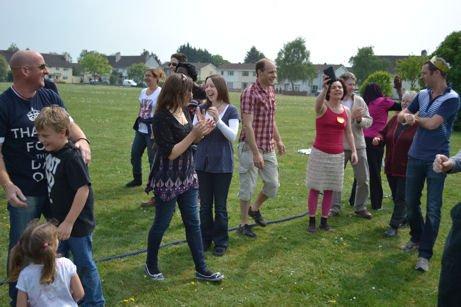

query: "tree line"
(1, 32), (460, 97)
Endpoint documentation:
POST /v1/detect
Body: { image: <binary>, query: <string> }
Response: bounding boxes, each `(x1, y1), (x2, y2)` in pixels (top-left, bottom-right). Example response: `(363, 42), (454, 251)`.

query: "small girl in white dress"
(8, 220), (84, 307)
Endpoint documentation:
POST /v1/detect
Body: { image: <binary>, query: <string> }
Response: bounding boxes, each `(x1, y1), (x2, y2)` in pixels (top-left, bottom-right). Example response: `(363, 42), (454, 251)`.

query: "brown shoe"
(141, 197), (155, 207)
(355, 209), (372, 219)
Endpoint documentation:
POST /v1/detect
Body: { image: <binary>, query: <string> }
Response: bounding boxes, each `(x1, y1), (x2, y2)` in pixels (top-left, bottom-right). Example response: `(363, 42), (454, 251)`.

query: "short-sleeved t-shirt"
(137, 87), (161, 134)
(16, 257), (77, 307)
(407, 87), (460, 160)
(45, 142), (95, 237)
(0, 87), (67, 196)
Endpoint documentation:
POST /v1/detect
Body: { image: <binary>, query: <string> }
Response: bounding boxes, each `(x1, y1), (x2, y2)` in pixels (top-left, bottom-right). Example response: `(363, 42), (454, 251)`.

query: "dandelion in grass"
(123, 299), (129, 303)
(244, 285), (248, 289)
(130, 298), (135, 301)
(191, 281), (195, 285)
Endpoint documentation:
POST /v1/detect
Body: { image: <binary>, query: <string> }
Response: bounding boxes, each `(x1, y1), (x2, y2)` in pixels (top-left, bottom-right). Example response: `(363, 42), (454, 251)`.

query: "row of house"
(0, 50), (411, 96)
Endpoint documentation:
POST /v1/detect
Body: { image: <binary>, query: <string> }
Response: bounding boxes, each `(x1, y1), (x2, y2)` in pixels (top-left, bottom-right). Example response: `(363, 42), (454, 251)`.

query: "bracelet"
(76, 137), (90, 145)
(2, 181), (12, 189)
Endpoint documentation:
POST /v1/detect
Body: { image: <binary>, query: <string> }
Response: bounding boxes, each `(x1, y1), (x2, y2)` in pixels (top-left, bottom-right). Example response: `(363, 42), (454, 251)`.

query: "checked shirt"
(238, 80), (277, 152)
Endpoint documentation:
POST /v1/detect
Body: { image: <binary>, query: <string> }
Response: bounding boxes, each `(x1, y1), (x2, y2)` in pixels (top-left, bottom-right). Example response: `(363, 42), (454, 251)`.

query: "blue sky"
(1, 0), (460, 65)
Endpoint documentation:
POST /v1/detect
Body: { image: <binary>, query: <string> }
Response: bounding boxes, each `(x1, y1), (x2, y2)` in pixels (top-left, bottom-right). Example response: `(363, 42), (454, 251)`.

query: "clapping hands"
(193, 107), (215, 138)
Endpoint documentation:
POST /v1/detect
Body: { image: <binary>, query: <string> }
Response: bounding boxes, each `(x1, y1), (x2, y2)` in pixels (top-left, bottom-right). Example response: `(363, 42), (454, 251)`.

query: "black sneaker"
(213, 247), (226, 257)
(248, 207), (267, 227)
(238, 224), (257, 237)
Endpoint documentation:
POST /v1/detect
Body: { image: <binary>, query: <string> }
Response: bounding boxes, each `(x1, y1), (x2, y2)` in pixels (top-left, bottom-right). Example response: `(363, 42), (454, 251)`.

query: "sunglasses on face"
(169, 62), (178, 67)
(28, 64), (47, 70)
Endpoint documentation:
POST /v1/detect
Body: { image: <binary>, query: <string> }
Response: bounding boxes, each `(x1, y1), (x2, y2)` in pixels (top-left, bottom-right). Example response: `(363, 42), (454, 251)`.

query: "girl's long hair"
(155, 73), (193, 113)
(8, 219), (58, 285)
(205, 74), (230, 109)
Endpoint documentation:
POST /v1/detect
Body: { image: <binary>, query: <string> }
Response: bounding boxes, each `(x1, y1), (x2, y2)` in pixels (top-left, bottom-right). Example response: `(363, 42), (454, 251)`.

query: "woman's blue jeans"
(131, 131), (154, 175)
(405, 157), (447, 260)
(197, 171), (232, 250)
(146, 188), (208, 273)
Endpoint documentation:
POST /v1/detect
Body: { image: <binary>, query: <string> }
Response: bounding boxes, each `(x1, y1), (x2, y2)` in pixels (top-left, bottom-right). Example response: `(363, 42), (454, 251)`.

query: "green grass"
(1, 82), (460, 306)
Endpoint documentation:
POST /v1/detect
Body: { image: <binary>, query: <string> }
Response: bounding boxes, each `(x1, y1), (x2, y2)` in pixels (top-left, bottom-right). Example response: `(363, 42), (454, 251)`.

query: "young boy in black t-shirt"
(34, 105), (105, 306)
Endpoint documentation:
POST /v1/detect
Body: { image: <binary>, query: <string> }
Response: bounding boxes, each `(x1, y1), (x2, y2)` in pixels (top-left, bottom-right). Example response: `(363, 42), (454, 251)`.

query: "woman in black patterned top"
(144, 73), (224, 282)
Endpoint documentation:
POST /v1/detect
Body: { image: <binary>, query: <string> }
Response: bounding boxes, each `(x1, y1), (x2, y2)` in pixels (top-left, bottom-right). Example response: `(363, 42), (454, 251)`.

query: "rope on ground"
(0, 194), (391, 286)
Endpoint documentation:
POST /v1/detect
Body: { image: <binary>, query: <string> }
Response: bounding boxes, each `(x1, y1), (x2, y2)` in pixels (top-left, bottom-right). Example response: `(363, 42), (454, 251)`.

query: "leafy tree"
(397, 55), (427, 90)
(79, 53), (112, 80)
(78, 49), (96, 62)
(433, 31), (461, 94)
(396, 55), (427, 90)
(7, 43), (19, 52)
(72, 64), (82, 76)
(349, 46), (391, 85)
(0, 54), (8, 82)
(244, 46), (265, 63)
(127, 63), (149, 84)
(359, 71), (393, 98)
(275, 37), (316, 91)
(178, 43), (213, 63)
(211, 54), (228, 67)
(433, 31), (461, 130)
(110, 70), (123, 86)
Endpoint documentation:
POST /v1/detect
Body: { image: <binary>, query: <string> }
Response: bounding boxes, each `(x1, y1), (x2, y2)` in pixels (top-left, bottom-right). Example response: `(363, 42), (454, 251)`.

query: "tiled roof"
(106, 55), (148, 68)
(0, 50), (73, 68)
(217, 63), (255, 70)
(191, 62), (215, 69)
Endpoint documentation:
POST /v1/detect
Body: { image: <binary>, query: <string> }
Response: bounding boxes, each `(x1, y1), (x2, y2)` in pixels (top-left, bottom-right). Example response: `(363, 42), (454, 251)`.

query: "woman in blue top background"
(193, 74), (240, 257)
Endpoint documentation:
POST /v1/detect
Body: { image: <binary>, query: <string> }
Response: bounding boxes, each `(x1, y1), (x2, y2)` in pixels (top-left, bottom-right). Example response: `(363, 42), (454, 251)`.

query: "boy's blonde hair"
(34, 105), (70, 137)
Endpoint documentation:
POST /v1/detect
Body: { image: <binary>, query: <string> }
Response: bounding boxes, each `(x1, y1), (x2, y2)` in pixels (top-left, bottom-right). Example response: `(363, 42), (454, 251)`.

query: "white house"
(217, 63), (257, 90)
(274, 64), (349, 95)
(107, 52), (160, 78)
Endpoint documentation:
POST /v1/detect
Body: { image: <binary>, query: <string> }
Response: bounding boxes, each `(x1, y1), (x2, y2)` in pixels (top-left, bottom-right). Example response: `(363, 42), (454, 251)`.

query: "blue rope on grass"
(0, 194), (391, 286)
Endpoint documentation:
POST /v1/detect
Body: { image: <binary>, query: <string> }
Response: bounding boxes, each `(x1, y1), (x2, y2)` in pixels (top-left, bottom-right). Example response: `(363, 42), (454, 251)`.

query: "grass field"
(1, 82), (460, 306)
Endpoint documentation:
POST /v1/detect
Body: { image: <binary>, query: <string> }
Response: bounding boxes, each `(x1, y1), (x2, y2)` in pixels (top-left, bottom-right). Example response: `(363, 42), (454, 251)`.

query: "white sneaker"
(415, 257), (429, 272)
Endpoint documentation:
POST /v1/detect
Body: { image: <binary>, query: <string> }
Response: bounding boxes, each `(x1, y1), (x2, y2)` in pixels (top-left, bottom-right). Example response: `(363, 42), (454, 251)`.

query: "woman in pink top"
(362, 83), (401, 210)
(305, 76), (357, 233)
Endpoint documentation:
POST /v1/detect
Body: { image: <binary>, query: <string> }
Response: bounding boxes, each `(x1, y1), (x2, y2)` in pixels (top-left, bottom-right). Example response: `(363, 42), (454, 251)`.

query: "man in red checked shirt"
(237, 58), (286, 238)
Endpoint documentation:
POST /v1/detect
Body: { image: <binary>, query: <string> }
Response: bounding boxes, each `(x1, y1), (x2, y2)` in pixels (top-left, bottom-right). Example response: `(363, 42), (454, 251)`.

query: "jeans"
(58, 235), (105, 307)
(131, 131), (155, 175)
(146, 188), (208, 274)
(405, 157), (446, 260)
(438, 202), (461, 306)
(365, 137), (384, 209)
(197, 171), (232, 250)
(7, 195), (48, 307)
(386, 174), (407, 228)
